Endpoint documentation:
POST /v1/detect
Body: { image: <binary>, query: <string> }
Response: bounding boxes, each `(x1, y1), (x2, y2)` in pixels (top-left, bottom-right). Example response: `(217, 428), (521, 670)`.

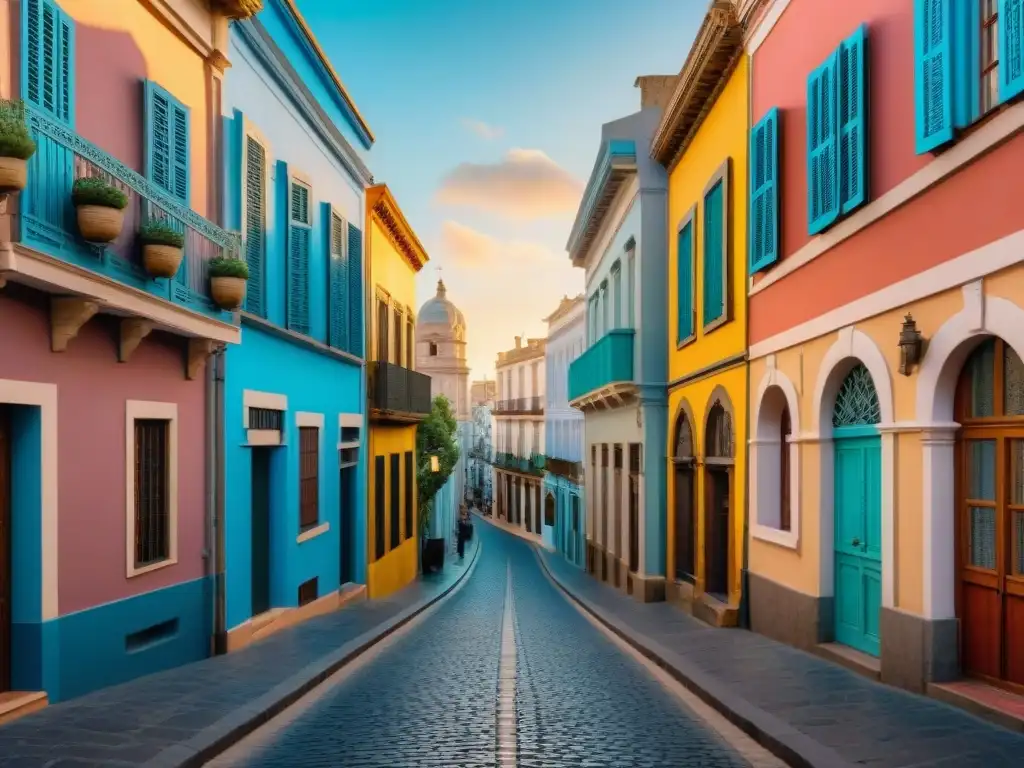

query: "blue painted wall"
(545, 475), (585, 568)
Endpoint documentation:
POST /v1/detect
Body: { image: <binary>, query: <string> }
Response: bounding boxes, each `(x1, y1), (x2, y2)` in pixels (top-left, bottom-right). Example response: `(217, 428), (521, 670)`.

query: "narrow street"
(208, 522), (765, 768)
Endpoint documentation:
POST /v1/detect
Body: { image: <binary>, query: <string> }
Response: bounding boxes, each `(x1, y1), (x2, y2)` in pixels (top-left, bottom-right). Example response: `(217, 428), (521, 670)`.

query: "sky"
(296, 0), (703, 380)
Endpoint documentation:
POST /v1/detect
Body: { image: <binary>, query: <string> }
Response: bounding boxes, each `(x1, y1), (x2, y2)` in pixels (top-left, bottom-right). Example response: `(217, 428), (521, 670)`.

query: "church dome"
(418, 279), (465, 331)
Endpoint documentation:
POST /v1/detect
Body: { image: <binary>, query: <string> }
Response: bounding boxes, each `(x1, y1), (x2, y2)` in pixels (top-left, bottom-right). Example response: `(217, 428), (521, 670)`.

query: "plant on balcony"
(416, 395), (461, 541)
(72, 176), (128, 244)
(139, 220), (186, 279)
(0, 99), (35, 192)
(208, 255), (249, 310)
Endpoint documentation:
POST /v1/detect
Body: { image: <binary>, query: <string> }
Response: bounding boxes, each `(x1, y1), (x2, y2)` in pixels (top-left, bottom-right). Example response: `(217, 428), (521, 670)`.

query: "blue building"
(218, 0), (372, 650)
(543, 296), (586, 566)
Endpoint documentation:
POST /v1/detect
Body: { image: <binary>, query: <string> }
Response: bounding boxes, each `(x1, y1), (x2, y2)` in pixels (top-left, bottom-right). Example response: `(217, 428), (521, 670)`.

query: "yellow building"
(364, 184), (431, 599)
(653, 5), (755, 627)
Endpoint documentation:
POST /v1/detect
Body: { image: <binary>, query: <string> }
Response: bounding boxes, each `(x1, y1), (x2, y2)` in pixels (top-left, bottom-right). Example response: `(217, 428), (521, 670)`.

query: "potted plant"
(139, 220), (185, 278)
(0, 99), (36, 192)
(72, 177), (128, 243)
(208, 255), (248, 310)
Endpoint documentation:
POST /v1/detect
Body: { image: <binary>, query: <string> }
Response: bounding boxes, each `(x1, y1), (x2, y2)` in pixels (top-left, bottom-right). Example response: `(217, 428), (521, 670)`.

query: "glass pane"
(970, 506), (997, 570)
(968, 339), (996, 417)
(1012, 440), (1024, 506)
(1015, 512), (1024, 576)
(832, 364), (881, 427)
(969, 439), (997, 501)
(1005, 344), (1024, 416)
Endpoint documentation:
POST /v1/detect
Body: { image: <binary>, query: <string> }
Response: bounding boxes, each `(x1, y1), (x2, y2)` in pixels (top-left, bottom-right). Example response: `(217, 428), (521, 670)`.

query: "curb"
(144, 537), (484, 768)
(531, 544), (856, 768)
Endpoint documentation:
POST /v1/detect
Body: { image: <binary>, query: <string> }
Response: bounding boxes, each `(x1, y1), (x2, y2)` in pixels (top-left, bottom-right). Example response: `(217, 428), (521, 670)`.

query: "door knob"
(851, 538), (861, 547)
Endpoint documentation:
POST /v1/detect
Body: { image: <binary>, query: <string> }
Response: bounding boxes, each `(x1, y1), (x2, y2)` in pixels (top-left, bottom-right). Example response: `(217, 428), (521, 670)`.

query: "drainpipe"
(208, 347), (227, 654)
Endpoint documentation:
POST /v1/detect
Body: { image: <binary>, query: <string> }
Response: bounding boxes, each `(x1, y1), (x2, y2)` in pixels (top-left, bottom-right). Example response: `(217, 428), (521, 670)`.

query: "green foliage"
(0, 99), (35, 160)
(416, 395), (460, 537)
(72, 177), (128, 210)
(209, 256), (250, 279)
(139, 220), (185, 248)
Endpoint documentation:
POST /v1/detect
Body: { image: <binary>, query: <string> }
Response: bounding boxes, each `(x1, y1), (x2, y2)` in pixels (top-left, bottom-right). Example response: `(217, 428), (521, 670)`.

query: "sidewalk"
(0, 536), (481, 768)
(534, 545), (1024, 768)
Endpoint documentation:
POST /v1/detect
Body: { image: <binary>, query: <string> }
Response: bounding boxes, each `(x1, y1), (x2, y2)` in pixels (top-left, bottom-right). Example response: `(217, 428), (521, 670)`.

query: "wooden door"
(250, 448), (271, 617)
(673, 464), (695, 581)
(339, 465), (356, 585)
(703, 466), (730, 598)
(0, 406), (12, 692)
(833, 431), (882, 657)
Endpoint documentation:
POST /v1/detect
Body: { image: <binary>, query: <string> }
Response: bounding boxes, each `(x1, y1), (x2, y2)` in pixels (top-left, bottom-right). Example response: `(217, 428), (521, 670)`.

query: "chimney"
(514, 336), (522, 349)
(634, 75), (678, 110)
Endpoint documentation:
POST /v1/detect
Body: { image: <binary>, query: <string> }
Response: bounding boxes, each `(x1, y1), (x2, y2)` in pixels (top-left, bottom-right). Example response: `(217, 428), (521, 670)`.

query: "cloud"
(460, 118), (504, 140)
(439, 221), (555, 269)
(435, 149), (583, 220)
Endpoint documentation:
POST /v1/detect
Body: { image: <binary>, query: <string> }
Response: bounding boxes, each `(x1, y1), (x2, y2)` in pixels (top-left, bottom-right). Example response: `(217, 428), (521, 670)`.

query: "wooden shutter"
(404, 451), (414, 540)
(749, 108), (780, 274)
(134, 419), (170, 566)
(328, 210), (349, 350)
(144, 81), (190, 203)
(702, 180), (725, 326)
(244, 135), (266, 317)
(839, 25), (868, 215)
(914, 0), (955, 153)
(806, 51), (840, 234)
(287, 181), (311, 335)
(676, 218), (694, 344)
(374, 455), (385, 560)
(347, 223), (364, 357)
(299, 426), (319, 529)
(390, 453), (400, 550)
(999, 0), (1024, 103)
(24, 0), (74, 126)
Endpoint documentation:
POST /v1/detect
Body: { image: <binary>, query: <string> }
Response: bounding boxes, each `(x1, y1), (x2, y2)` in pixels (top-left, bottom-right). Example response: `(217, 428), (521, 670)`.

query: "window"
(376, 296), (389, 363)
(374, 455), (385, 560)
(244, 135), (267, 316)
(299, 426), (319, 530)
(807, 25), (867, 234)
(628, 443), (641, 573)
(346, 223), (364, 357)
(392, 306), (404, 365)
(429, 342), (438, 356)
(702, 161), (729, 330)
(981, 0), (1001, 113)
(390, 453), (400, 550)
(611, 261), (622, 328)
(404, 451), (414, 540)
(287, 180), (312, 335)
(406, 317), (414, 368)
(780, 406), (792, 532)
(676, 209), (696, 346)
(328, 211), (349, 350)
(23, 0), (74, 126)
(144, 81), (190, 203)
(749, 108), (780, 274)
(626, 241), (636, 328)
(134, 419), (170, 567)
(600, 280), (609, 336)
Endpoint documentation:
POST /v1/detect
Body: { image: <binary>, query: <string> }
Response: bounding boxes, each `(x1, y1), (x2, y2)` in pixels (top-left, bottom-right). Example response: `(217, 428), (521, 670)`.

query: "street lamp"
(430, 454), (439, 473)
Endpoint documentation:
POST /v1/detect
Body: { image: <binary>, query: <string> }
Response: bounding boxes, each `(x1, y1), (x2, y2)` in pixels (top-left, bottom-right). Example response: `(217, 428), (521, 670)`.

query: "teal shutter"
(328, 209), (349, 350)
(915, 0), (955, 153)
(676, 221), (694, 343)
(346, 222), (364, 357)
(839, 25), (868, 215)
(702, 181), (725, 326)
(144, 81), (190, 203)
(287, 181), (311, 335)
(23, 0), (74, 126)
(243, 135), (266, 317)
(999, 0), (1024, 103)
(749, 108), (780, 274)
(807, 51), (841, 235)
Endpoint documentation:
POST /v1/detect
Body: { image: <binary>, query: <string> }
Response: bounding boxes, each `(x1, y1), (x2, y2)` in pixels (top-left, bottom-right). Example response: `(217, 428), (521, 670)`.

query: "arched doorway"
(704, 400), (733, 599)
(832, 363), (882, 657)
(545, 491), (556, 528)
(673, 409), (696, 582)
(956, 337), (1024, 686)
(571, 494), (581, 566)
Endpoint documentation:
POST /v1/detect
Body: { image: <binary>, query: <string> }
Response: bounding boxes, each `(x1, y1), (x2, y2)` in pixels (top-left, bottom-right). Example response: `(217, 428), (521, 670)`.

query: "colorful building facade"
(567, 84), (669, 601)
(219, 0), (370, 650)
(365, 184), (430, 599)
(0, 0), (243, 702)
(543, 295), (586, 566)
(655, 5), (753, 627)
(745, 0), (1024, 694)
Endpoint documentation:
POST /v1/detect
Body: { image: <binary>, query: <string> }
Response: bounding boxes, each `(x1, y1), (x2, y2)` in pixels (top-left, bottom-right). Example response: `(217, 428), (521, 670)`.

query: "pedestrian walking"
(456, 505), (471, 560)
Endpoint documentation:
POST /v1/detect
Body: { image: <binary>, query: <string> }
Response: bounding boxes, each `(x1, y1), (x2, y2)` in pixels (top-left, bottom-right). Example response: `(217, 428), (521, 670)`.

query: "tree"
(416, 395), (460, 538)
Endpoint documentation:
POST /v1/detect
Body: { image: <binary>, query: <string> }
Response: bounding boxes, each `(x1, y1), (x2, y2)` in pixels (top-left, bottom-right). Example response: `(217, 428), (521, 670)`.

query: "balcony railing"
(16, 106), (238, 319)
(568, 329), (635, 403)
(545, 456), (582, 482)
(494, 396), (544, 414)
(368, 362), (432, 419)
(493, 451), (545, 476)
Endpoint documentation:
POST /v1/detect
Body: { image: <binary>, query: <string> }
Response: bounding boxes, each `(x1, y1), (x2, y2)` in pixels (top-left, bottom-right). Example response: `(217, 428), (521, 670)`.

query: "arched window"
(704, 400), (734, 598)
(672, 409), (696, 582)
(779, 406), (792, 531)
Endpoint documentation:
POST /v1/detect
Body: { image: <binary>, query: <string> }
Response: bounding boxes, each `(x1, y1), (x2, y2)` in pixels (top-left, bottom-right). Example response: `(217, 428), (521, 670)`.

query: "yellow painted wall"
(667, 56), (749, 380)
(367, 424), (418, 599)
(367, 218), (418, 363)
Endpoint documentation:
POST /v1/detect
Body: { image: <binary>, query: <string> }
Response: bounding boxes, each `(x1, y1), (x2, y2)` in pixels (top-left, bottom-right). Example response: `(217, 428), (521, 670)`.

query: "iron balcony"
(368, 361), (432, 423)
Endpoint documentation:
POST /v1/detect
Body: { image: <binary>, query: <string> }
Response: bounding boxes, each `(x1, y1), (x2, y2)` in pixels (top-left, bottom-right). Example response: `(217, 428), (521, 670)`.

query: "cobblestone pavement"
(219, 522), (752, 768)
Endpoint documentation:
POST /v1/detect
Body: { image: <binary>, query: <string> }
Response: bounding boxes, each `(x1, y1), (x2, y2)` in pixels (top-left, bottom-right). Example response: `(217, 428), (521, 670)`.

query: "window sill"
(127, 556), (178, 579)
(751, 524), (798, 550)
(701, 314), (729, 336)
(297, 521), (330, 544)
(675, 333), (697, 351)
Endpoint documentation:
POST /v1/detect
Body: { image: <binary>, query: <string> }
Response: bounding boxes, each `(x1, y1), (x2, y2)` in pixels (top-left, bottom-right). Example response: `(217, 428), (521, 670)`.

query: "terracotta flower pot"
(143, 243), (183, 279)
(210, 276), (246, 310)
(76, 205), (124, 243)
(0, 157), (27, 192)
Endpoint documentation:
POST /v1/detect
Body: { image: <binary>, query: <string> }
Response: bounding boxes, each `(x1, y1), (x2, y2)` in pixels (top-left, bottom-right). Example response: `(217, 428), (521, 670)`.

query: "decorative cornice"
(566, 140), (638, 266)
(543, 294), (585, 325)
(496, 339), (546, 367)
(366, 184), (429, 272)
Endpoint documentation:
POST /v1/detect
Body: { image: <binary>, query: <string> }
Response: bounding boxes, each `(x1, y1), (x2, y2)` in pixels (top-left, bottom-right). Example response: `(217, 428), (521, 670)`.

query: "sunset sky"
(297, 0), (702, 379)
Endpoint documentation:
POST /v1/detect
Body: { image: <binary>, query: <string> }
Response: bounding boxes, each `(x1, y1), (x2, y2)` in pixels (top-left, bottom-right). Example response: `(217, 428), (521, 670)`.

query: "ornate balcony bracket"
(50, 297), (99, 352)
(186, 338), (221, 380)
(119, 319), (154, 363)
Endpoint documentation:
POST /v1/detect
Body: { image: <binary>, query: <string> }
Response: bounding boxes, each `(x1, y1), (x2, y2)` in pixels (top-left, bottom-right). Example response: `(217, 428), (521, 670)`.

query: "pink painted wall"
(749, 0), (1024, 344)
(0, 288), (206, 615)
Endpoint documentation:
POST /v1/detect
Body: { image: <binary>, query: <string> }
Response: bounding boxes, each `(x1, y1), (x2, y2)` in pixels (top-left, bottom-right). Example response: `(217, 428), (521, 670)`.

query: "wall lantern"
(430, 454), (440, 472)
(898, 313), (925, 376)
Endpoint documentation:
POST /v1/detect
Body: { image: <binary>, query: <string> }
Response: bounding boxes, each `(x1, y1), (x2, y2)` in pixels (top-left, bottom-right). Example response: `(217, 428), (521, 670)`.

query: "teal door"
(831, 364), (883, 657)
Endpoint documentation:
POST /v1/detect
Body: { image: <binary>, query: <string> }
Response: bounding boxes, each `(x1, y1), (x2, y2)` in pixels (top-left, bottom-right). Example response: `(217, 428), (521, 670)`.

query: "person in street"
(456, 505), (471, 560)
